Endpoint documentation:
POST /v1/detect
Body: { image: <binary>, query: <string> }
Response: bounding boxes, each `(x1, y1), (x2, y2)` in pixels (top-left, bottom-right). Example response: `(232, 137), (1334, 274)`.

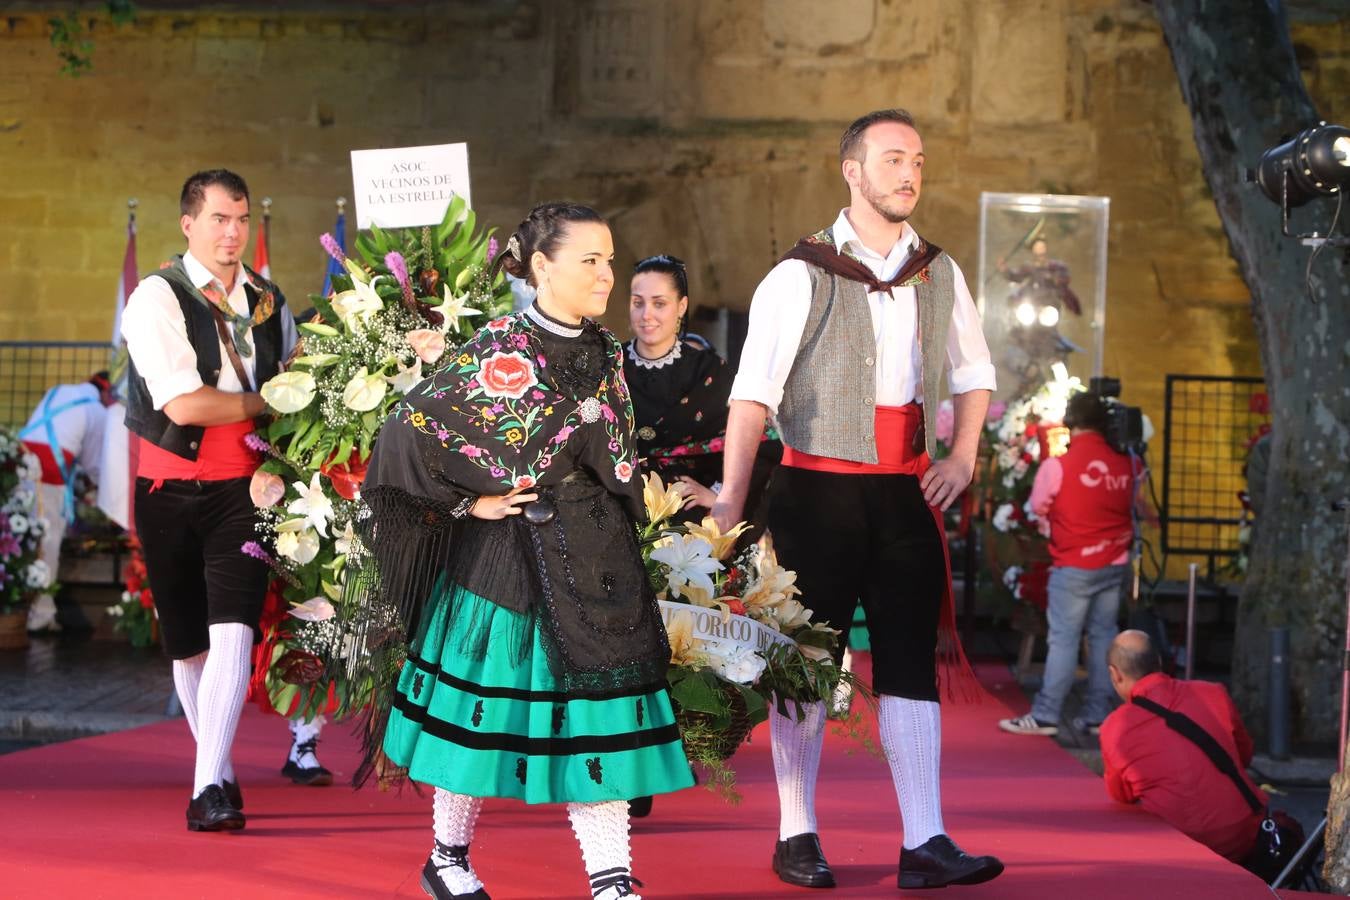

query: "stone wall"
(2, 0), (1347, 437)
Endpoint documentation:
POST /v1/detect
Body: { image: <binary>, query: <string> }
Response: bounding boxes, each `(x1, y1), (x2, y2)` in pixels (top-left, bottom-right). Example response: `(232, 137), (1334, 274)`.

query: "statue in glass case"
(997, 237), (1083, 396)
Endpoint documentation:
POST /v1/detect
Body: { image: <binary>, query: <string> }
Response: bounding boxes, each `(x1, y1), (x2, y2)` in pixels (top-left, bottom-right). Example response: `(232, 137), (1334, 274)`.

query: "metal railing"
(0, 342), (116, 427)
(1161, 374), (1269, 569)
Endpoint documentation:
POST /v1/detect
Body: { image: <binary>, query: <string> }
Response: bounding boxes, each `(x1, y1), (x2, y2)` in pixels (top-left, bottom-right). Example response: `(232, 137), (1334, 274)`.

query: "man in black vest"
(121, 169), (327, 832)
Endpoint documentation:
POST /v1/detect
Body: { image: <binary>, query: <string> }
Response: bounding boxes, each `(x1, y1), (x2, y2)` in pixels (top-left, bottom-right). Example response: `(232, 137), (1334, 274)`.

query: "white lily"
(275, 527), (321, 565)
(383, 357), (424, 395)
(260, 371), (317, 414)
(438, 282), (482, 325)
(330, 277), (384, 331)
(649, 533), (722, 601)
(287, 472), (334, 538)
(342, 366), (388, 412)
(334, 520), (358, 556)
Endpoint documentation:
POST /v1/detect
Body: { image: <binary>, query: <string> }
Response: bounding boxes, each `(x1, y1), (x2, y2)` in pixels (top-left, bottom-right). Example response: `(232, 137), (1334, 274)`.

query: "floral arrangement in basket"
(0, 428), (54, 618)
(244, 198), (514, 720)
(107, 535), (157, 647)
(639, 473), (863, 798)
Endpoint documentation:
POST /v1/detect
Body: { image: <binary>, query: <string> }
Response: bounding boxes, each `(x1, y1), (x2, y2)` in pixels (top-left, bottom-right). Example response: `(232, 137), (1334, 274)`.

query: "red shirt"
(1100, 673), (1265, 862)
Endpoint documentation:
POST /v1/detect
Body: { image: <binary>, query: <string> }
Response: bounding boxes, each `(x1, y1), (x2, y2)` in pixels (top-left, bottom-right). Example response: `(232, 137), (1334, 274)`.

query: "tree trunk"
(1153, 1), (1350, 889)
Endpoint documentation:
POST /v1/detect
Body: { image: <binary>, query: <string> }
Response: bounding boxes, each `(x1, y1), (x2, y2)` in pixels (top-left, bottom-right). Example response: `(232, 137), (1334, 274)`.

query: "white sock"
(192, 623), (251, 797)
(429, 789), (485, 895)
(174, 651), (234, 782)
(567, 800), (639, 900)
(770, 700), (826, 840)
(288, 714), (326, 766)
(173, 652), (207, 740)
(879, 695), (946, 850)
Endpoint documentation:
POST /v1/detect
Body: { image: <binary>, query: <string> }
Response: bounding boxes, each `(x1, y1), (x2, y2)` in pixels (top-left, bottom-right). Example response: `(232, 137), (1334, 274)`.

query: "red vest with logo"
(1048, 431), (1135, 569)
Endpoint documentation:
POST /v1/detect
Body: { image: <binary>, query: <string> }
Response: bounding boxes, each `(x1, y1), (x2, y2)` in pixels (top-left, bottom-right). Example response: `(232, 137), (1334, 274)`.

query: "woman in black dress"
(623, 255), (779, 527)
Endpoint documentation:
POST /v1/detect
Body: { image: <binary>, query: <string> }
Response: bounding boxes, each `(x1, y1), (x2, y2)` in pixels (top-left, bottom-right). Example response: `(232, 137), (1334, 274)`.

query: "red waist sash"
(137, 420), (259, 483)
(21, 441), (76, 486)
(781, 403), (929, 475)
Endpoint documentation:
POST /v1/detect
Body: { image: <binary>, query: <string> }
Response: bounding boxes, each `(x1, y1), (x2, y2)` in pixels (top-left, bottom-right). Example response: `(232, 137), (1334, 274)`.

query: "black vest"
(124, 258), (286, 461)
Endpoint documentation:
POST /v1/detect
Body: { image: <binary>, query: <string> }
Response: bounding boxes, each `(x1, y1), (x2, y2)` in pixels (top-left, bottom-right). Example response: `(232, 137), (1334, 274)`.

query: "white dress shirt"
(731, 209), (996, 415)
(121, 251), (298, 410)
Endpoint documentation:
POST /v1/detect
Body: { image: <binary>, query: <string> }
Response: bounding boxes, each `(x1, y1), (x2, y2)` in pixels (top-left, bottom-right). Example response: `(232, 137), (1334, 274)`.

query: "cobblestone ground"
(0, 632), (172, 743)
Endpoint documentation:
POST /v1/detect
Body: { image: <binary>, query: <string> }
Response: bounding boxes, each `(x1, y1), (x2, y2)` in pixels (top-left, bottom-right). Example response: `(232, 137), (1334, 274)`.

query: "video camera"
(1089, 376), (1145, 455)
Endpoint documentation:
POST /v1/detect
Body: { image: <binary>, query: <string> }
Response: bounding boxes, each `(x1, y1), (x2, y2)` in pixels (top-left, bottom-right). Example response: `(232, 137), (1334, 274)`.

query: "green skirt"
(383, 581), (695, 804)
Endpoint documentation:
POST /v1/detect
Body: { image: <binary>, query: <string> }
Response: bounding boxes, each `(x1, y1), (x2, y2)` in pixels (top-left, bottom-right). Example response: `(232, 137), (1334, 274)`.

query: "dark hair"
(840, 108), (918, 164)
(1064, 392), (1110, 434)
(88, 371), (111, 392)
(180, 169), (250, 218)
(492, 202), (606, 287)
(633, 254), (689, 299)
(1108, 632), (1162, 680)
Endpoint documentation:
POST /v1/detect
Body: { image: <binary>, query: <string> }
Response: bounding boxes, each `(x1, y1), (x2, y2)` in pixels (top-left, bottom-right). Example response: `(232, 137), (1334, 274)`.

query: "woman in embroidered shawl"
(623, 254), (780, 528)
(359, 204), (692, 900)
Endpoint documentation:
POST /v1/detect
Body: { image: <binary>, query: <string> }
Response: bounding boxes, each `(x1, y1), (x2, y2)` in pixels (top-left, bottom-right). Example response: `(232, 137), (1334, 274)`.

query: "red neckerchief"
(780, 227), (943, 297)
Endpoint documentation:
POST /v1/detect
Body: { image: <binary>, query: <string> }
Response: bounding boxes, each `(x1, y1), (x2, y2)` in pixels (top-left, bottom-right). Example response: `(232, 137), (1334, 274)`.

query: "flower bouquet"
(0, 429), (53, 648)
(974, 365), (1085, 608)
(108, 535), (157, 647)
(247, 198), (514, 720)
(640, 473), (860, 798)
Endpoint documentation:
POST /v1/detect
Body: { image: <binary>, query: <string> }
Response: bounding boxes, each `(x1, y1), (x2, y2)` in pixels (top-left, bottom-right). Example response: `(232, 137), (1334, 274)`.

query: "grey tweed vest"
(777, 252), (956, 463)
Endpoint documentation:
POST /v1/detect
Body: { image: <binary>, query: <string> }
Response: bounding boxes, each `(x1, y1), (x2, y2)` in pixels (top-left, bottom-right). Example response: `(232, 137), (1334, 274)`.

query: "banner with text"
(350, 143), (471, 230)
(658, 600), (795, 657)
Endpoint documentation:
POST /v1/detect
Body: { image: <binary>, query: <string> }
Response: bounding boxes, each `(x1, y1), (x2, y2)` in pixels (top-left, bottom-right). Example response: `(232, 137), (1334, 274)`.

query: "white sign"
(658, 600), (795, 656)
(349, 143), (471, 230)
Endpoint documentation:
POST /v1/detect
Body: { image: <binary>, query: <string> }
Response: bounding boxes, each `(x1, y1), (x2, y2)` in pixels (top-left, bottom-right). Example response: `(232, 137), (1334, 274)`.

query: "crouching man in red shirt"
(1099, 630), (1265, 863)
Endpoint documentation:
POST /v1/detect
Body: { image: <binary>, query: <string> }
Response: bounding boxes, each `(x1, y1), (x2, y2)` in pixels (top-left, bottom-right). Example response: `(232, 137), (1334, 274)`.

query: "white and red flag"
(97, 212), (139, 531)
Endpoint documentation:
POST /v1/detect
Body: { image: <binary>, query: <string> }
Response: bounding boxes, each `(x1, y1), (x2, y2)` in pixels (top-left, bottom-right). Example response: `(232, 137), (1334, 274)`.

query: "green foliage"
(49, 2), (136, 77)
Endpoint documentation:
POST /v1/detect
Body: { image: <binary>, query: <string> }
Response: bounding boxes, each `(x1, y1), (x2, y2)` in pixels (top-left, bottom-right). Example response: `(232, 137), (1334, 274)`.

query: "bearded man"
(713, 109), (1004, 890)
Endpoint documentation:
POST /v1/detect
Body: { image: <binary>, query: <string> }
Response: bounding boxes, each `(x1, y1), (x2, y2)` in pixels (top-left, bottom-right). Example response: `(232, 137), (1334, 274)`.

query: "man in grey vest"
(712, 109), (1003, 890)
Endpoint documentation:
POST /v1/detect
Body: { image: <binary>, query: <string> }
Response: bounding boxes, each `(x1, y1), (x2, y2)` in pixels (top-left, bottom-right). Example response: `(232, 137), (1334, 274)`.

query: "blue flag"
(321, 211), (347, 296)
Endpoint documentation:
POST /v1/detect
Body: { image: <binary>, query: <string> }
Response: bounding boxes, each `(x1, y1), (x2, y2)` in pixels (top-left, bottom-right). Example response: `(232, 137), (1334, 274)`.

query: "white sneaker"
(998, 713), (1058, 736)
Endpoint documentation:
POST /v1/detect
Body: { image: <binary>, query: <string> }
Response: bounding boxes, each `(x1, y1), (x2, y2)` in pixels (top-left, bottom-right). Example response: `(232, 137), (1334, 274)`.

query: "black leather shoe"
(223, 779), (243, 811)
(282, 738), (334, 786)
(186, 784), (245, 832)
(627, 796), (653, 818)
(420, 846), (490, 899)
(772, 832), (836, 888)
(898, 834), (1003, 889)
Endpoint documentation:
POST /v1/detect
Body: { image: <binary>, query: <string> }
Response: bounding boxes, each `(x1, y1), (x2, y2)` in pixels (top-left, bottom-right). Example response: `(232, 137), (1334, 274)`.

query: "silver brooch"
(579, 397), (602, 423)
(637, 426), (656, 441)
(507, 234), (522, 261)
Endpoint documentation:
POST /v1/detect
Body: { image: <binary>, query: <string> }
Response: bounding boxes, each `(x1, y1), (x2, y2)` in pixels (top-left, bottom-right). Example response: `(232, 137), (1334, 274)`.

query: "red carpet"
(0, 657), (1278, 898)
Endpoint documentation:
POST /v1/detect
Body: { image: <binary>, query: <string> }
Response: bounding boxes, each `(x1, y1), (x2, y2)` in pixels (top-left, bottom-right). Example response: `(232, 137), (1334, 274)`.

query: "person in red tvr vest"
(1000, 390), (1149, 737)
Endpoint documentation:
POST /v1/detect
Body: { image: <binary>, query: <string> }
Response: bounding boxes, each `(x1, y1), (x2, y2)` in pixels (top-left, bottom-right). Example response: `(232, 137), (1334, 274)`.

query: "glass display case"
(976, 193), (1109, 402)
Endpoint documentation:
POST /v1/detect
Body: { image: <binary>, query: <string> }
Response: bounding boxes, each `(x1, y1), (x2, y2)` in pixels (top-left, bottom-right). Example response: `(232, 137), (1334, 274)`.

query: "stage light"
(1015, 302), (1037, 326)
(1038, 305), (1060, 327)
(1256, 122), (1350, 208)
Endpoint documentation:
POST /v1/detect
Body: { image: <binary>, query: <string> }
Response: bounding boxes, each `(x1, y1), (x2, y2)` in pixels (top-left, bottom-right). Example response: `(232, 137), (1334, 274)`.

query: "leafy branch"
(49, 1), (136, 77)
